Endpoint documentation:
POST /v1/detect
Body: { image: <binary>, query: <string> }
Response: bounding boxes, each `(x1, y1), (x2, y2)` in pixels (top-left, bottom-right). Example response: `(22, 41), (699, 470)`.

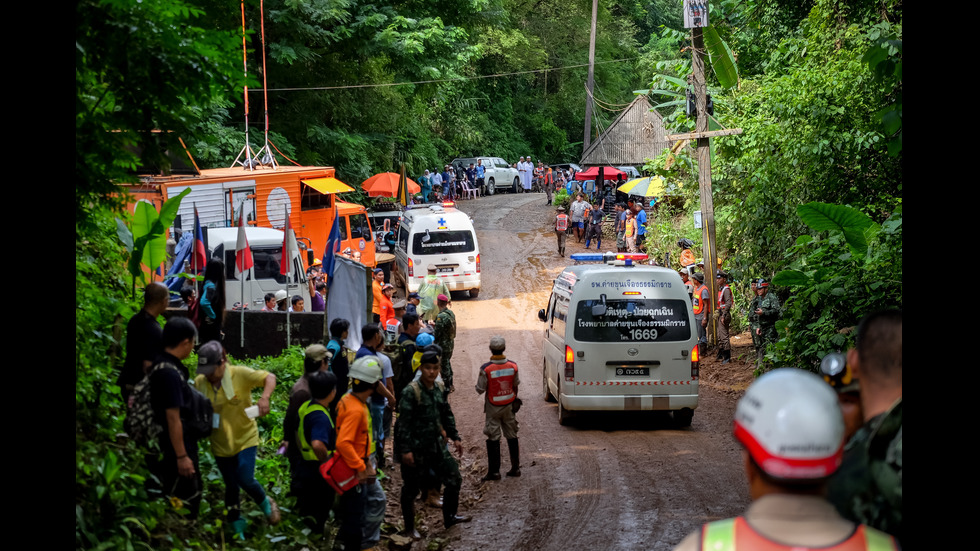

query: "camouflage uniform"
(434, 307), (457, 389)
(750, 291), (781, 368)
(396, 380), (464, 528)
(826, 398), (903, 547)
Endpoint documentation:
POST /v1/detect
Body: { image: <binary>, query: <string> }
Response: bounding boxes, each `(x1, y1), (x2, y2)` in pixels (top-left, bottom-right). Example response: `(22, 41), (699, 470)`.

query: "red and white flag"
(235, 210), (253, 278)
(280, 205), (293, 277)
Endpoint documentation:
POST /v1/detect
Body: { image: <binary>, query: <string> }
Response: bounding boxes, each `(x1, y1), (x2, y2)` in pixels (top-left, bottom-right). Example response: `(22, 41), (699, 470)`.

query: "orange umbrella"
(362, 172), (420, 198)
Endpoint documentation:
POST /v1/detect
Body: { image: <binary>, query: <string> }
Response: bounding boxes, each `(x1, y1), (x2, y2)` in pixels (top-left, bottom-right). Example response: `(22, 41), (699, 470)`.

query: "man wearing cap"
(418, 265), (450, 323)
(555, 206), (569, 257)
(371, 268), (386, 323)
(291, 370), (337, 535)
(672, 369), (898, 551)
(336, 356), (386, 551)
(476, 336), (520, 481)
(406, 292), (421, 317)
(827, 311), (903, 546)
(434, 294), (457, 392)
(284, 344), (331, 473)
(715, 271), (734, 364)
(195, 341), (279, 538)
(691, 272), (710, 357)
(398, 347), (471, 538)
(750, 279), (781, 370)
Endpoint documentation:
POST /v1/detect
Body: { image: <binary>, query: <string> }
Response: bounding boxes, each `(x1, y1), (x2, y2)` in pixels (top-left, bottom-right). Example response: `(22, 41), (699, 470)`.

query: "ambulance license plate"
(438, 267), (455, 273)
(615, 367), (649, 377)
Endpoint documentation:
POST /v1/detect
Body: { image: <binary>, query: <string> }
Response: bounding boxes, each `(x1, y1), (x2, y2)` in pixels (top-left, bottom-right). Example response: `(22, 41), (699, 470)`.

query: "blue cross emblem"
(437, 217), (446, 226)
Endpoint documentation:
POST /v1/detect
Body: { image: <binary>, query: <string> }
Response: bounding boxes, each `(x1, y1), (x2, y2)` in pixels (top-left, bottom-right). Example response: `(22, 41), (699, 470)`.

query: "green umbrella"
(617, 176), (666, 197)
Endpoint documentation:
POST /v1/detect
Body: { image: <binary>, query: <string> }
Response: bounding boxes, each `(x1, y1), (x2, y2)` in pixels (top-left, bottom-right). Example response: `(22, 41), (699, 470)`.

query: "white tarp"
(326, 256), (372, 351)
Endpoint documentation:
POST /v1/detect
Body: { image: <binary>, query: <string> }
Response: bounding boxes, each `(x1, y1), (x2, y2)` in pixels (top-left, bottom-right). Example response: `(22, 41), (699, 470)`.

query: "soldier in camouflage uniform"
(750, 279), (781, 370)
(826, 310), (903, 547)
(396, 348), (471, 538)
(747, 280), (761, 354)
(433, 294), (457, 392)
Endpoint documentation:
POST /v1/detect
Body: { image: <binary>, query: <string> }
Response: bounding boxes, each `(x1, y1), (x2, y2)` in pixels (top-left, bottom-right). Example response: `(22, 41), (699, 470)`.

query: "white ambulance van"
(394, 202), (481, 298)
(538, 253), (699, 426)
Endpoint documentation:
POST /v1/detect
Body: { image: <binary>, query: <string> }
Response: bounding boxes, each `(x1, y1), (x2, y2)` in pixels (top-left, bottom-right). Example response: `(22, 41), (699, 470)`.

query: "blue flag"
(322, 202), (342, 287)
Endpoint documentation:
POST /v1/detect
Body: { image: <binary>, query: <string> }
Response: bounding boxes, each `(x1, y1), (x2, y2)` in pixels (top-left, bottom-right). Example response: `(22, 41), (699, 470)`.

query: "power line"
(257, 57), (639, 92)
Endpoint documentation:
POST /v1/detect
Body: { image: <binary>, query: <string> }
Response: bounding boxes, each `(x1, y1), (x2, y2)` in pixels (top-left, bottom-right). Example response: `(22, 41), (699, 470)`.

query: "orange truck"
(123, 165), (376, 268)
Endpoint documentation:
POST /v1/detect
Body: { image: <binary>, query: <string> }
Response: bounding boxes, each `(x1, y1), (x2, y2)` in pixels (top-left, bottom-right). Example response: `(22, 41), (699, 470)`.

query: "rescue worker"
(584, 203), (604, 250)
(747, 280), (762, 360)
(715, 271), (734, 364)
(826, 310), (903, 547)
(678, 238), (696, 273)
(433, 294), (457, 392)
(555, 206), (569, 257)
(292, 370), (337, 535)
(397, 348), (471, 538)
(335, 356), (386, 551)
(418, 265), (450, 323)
(672, 368), (898, 551)
(752, 279), (781, 370)
(691, 272), (709, 357)
(476, 336), (520, 481)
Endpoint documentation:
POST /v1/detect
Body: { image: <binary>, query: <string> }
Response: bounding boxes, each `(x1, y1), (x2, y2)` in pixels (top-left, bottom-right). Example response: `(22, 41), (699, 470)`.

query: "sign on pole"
(683, 0), (709, 28)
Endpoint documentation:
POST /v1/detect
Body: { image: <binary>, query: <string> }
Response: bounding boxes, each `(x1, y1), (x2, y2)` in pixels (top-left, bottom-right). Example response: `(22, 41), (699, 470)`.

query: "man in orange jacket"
(336, 356), (385, 551)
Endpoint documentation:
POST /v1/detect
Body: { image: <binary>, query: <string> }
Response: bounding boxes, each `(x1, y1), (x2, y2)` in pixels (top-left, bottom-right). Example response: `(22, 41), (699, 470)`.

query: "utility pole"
(582, 0), (598, 149)
(668, 12), (741, 346)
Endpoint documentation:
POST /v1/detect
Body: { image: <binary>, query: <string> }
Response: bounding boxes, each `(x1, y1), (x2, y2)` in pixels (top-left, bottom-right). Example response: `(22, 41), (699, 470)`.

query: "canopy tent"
(362, 172), (421, 197)
(574, 166), (627, 181)
(302, 176), (353, 194)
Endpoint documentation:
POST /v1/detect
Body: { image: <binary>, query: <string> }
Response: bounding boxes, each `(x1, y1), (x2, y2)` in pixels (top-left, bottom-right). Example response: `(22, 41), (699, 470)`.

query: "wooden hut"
(579, 95), (672, 167)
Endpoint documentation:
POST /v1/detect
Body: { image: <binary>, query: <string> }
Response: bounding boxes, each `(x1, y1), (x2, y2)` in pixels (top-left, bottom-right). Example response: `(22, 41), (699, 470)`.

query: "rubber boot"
(482, 440), (501, 481)
(721, 349), (731, 364)
(401, 499), (421, 540)
(505, 438), (521, 477)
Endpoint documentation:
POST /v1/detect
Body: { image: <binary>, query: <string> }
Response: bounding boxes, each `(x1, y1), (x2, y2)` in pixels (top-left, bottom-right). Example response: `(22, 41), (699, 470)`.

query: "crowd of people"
(122, 258), (527, 548)
(120, 194), (900, 550)
(412, 159), (579, 203)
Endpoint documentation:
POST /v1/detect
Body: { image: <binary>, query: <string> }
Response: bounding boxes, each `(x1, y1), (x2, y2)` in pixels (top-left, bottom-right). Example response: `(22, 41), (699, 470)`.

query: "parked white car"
(450, 156), (521, 195)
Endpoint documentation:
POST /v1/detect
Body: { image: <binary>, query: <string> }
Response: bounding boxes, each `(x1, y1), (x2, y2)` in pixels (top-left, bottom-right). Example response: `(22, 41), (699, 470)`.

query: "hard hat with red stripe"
(733, 368), (845, 480)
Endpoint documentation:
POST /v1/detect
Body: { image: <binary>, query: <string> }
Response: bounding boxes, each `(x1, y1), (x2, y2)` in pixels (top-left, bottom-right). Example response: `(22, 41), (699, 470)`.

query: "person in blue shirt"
(475, 160), (486, 196)
(634, 199), (648, 251)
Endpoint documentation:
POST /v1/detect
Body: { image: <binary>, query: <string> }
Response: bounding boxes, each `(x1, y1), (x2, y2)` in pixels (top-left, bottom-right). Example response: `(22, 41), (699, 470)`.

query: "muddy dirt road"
(389, 192), (750, 550)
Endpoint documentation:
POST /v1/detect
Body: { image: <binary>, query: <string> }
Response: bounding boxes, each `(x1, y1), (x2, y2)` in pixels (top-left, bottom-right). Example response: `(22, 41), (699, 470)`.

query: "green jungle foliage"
(77, 0), (902, 545)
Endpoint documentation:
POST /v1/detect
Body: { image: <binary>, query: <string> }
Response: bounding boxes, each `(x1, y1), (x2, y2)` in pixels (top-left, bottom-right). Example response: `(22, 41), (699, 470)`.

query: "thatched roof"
(580, 95), (672, 166)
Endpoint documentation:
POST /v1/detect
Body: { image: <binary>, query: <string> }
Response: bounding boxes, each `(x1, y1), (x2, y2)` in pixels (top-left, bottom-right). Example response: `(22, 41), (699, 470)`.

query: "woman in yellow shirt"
(195, 341), (279, 539)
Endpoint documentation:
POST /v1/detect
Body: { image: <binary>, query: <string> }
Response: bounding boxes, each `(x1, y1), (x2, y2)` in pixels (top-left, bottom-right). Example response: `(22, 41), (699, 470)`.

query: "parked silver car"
(450, 156), (522, 195)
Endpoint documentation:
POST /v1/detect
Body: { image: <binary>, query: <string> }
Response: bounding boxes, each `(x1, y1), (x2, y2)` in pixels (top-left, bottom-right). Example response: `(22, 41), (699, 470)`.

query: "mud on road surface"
(382, 192), (751, 550)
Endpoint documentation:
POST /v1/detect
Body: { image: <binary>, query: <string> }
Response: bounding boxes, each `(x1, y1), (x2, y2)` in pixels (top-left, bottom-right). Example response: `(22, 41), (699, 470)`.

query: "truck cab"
(207, 227), (311, 310)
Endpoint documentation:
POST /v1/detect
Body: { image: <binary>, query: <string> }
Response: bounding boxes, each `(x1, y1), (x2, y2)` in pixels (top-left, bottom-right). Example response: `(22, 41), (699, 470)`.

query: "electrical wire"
(257, 57), (639, 92)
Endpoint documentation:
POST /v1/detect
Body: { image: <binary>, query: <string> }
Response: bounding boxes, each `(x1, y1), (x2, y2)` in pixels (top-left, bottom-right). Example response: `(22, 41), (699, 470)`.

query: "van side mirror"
(307, 249), (315, 266)
(538, 309), (547, 322)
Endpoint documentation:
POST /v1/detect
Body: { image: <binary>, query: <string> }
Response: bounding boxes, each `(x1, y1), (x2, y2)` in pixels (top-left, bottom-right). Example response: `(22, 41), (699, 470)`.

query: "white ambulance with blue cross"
(394, 202), (481, 298)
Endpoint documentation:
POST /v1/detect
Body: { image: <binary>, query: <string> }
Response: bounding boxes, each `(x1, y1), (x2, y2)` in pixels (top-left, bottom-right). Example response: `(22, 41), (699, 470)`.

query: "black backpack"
(124, 361), (213, 445)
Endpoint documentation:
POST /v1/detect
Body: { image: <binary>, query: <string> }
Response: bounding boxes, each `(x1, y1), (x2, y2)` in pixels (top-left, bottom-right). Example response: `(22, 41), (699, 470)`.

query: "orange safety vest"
(556, 214), (569, 232)
(700, 517), (897, 551)
(717, 285), (731, 310)
(483, 361), (518, 406)
(693, 284), (708, 315)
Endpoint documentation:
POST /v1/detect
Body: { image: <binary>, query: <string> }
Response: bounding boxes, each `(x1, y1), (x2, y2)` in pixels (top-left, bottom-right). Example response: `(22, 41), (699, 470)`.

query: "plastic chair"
(460, 180), (478, 200)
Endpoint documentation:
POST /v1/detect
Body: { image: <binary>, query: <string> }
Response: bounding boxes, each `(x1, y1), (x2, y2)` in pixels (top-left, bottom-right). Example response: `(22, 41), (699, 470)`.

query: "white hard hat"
(734, 368), (845, 480)
(349, 356), (383, 384)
